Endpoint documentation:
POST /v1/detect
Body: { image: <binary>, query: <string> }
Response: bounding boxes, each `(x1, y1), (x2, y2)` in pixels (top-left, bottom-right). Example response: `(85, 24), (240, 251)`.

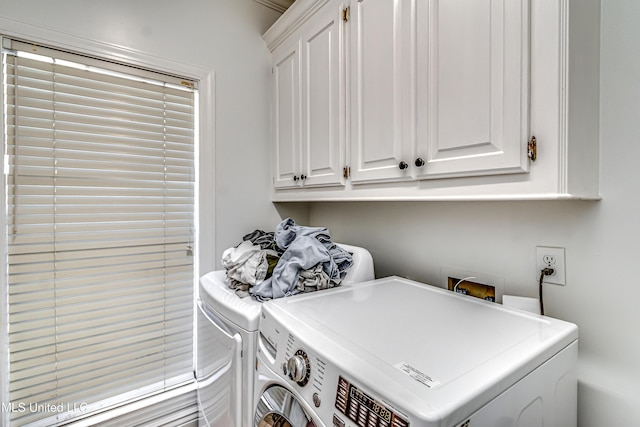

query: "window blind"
(3, 39), (196, 426)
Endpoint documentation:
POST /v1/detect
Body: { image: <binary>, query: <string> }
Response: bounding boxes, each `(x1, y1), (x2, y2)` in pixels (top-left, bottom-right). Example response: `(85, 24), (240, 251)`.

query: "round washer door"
(254, 385), (317, 427)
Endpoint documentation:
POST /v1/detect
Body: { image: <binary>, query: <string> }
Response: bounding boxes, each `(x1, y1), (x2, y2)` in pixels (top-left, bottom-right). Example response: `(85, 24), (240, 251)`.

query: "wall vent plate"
(440, 267), (505, 303)
(447, 277), (496, 302)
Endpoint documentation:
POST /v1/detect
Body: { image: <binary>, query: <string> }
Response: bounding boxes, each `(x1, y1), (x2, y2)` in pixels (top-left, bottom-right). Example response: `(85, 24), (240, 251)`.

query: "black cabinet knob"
(399, 161), (408, 170)
(415, 158), (425, 167)
(293, 175), (299, 181)
(300, 174), (307, 180)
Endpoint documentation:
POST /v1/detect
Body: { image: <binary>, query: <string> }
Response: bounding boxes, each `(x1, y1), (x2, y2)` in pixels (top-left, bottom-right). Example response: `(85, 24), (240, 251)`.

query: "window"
(2, 38), (196, 426)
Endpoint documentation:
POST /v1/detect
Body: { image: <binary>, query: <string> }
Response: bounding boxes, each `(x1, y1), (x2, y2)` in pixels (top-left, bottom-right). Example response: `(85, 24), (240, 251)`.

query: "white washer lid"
(199, 270), (262, 332)
(263, 276), (578, 422)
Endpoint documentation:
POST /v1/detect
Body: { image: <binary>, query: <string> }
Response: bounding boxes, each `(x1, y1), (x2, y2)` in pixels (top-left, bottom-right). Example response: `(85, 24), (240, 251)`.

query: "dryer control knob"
(286, 350), (310, 386)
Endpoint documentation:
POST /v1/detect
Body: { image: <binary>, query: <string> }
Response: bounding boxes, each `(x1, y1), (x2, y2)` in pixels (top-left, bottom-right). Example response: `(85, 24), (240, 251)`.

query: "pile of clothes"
(221, 218), (353, 300)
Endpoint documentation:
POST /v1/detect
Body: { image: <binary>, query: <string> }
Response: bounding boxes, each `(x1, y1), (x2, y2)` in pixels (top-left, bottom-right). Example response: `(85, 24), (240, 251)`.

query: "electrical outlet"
(536, 246), (566, 285)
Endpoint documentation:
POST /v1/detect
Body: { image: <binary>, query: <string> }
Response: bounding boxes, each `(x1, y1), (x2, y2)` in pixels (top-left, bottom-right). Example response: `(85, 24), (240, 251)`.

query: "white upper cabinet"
(264, 0), (601, 201)
(271, 40), (301, 189)
(349, 0), (414, 184)
(268, 0), (345, 190)
(415, 0), (529, 179)
(350, 0), (529, 183)
(301, 0), (345, 187)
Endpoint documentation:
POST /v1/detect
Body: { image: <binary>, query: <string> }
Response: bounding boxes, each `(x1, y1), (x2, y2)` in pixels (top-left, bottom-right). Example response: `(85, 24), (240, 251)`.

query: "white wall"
(0, 0), (286, 269)
(305, 1), (640, 425)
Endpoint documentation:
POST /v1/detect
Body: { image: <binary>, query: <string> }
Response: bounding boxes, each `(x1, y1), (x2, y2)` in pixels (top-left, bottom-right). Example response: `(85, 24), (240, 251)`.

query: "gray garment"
(250, 218), (353, 300)
(228, 278), (251, 298)
(297, 264), (331, 293)
(274, 217), (327, 249)
(242, 229), (278, 252)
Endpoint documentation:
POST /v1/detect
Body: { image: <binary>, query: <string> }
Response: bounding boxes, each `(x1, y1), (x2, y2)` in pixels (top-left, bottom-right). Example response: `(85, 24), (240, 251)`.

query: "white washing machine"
(196, 243), (374, 427)
(254, 276), (578, 427)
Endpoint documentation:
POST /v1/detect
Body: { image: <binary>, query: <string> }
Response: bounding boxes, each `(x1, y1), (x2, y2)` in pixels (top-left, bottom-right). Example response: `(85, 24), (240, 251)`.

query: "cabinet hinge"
(527, 136), (537, 161)
(343, 166), (351, 179)
(342, 7), (350, 22)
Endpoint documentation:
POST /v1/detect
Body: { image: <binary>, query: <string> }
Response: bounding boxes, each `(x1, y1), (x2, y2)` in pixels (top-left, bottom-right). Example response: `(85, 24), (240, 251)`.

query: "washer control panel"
(335, 376), (409, 427)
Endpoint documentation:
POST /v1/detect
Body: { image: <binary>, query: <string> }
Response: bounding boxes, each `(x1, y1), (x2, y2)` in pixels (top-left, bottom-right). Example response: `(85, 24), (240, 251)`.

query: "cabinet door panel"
(350, 0), (409, 183)
(417, 0), (529, 179)
(272, 43), (301, 189)
(302, 0), (345, 187)
(437, 0), (491, 149)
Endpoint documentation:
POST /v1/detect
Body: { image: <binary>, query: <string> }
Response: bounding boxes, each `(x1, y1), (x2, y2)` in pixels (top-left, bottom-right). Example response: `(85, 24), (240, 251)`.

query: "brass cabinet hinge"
(343, 166), (351, 179)
(342, 7), (350, 22)
(527, 136), (537, 161)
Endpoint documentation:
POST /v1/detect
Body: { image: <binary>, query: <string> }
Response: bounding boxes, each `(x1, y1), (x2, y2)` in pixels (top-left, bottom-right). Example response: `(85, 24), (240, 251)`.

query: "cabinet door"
(415, 0), (530, 179)
(301, 0), (346, 187)
(349, 0), (415, 183)
(272, 41), (302, 189)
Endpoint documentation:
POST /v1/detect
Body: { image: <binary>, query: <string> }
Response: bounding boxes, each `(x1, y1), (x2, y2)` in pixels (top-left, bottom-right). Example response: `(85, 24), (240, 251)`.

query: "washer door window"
(255, 385), (317, 427)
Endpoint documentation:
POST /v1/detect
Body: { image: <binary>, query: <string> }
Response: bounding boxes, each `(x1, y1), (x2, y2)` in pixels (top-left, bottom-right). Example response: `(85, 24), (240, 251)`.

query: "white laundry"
(221, 240), (277, 287)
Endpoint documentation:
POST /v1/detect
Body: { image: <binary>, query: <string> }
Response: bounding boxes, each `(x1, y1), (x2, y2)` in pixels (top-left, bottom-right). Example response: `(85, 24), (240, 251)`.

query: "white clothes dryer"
(197, 243), (374, 427)
(254, 276), (578, 427)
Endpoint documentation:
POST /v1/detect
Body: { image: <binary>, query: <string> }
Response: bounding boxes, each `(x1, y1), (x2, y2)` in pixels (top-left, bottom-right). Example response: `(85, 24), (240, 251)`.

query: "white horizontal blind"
(3, 40), (196, 426)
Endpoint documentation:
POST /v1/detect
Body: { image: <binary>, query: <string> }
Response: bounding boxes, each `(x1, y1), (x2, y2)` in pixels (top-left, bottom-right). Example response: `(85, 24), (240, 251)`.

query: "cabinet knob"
(300, 174), (307, 180)
(293, 175), (299, 181)
(415, 158), (425, 167)
(398, 161), (409, 170)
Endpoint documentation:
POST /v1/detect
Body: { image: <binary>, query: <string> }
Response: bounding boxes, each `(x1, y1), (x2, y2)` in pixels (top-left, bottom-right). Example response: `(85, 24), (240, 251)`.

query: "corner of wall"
(273, 202), (311, 224)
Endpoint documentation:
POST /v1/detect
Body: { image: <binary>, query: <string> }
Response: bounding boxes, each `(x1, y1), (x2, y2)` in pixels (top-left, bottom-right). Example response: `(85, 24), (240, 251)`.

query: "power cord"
(538, 267), (555, 315)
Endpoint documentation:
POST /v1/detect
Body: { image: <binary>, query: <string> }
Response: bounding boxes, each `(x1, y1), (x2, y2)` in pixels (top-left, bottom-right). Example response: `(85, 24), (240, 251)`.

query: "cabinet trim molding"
(254, 0), (295, 14)
(263, 0), (331, 51)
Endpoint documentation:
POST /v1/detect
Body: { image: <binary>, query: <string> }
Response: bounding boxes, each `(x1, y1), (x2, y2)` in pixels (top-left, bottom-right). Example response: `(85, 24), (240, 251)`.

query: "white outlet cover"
(535, 246), (566, 285)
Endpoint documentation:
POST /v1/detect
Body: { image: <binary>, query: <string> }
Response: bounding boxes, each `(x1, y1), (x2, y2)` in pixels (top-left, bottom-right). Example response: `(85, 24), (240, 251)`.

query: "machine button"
(313, 392), (321, 407)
